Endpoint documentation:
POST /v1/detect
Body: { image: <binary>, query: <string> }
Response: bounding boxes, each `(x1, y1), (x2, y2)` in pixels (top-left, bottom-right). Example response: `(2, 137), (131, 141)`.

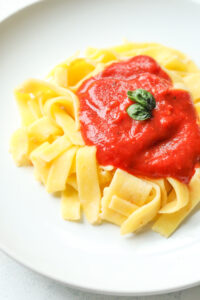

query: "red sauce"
(77, 55), (200, 183)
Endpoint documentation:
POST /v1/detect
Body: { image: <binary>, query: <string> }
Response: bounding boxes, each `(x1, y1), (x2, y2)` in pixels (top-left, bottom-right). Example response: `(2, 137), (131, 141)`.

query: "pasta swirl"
(10, 42), (200, 237)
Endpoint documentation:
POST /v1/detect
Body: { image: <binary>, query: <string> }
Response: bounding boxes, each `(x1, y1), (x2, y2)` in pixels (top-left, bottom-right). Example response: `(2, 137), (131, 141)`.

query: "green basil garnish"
(127, 89), (156, 121)
(127, 89), (156, 110)
(127, 104), (152, 121)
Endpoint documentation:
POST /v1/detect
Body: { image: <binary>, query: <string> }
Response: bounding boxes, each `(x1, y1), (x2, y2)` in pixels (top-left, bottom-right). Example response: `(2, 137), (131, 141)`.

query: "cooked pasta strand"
(28, 116), (62, 142)
(10, 128), (30, 166)
(38, 135), (71, 162)
(46, 147), (78, 193)
(152, 169), (200, 237)
(159, 178), (189, 214)
(61, 185), (81, 221)
(120, 183), (161, 235)
(54, 107), (84, 145)
(109, 195), (138, 217)
(76, 146), (101, 224)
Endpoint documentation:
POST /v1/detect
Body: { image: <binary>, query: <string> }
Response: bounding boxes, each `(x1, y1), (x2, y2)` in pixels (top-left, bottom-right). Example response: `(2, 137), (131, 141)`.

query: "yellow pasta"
(30, 143), (51, 184)
(54, 107), (84, 145)
(38, 135), (71, 162)
(101, 188), (126, 225)
(86, 47), (118, 63)
(46, 146), (78, 193)
(102, 169), (152, 208)
(159, 178), (189, 214)
(28, 116), (62, 143)
(61, 185), (80, 221)
(10, 41), (200, 238)
(50, 58), (96, 89)
(101, 169), (153, 226)
(33, 159), (50, 185)
(53, 66), (68, 89)
(183, 73), (200, 102)
(67, 174), (78, 191)
(152, 169), (200, 237)
(76, 146), (101, 224)
(98, 166), (114, 190)
(10, 128), (30, 166)
(150, 179), (168, 207)
(109, 195), (138, 217)
(44, 96), (75, 120)
(121, 183), (161, 235)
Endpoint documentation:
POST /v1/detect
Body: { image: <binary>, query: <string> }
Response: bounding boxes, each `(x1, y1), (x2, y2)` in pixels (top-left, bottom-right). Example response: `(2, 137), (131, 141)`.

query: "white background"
(1, 0), (200, 299)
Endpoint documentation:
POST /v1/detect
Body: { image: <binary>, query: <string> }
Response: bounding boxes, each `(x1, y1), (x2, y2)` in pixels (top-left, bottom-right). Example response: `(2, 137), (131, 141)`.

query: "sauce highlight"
(77, 55), (200, 183)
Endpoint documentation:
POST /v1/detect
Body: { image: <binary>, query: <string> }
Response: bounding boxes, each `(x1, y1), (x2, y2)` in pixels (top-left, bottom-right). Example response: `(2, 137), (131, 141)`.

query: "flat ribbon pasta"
(159, 178), (189, 214)
(184, 73), (200, 102)
(120, 183), (161, 235)
(43, 94), (80, 130)
(10, 41), (200, 237)
(30, 142), (51, 184)
(152, 169), (200, 237)
(10, 128), (31, 166)
(76, 146), (101, 224)
(54, 107), (84, 145)
(109, 195), (138, 218)
(101, 169), (154, 227)
(46, 146), (78, 193)
(28, 116), (62, 143)
(37, 135), (71, 162)
(61, 185), (80, 221)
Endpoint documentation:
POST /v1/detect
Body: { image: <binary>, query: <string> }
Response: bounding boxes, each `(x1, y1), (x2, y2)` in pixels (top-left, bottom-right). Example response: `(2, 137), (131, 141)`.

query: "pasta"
(76, 146), (101, 224)
(61, 185), (80, 221)
(10, 41), (200, 238)
(152, 169), (200, 237)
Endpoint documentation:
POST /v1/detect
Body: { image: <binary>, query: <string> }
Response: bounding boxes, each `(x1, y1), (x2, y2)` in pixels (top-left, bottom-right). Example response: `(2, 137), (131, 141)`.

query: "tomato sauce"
(77, 55), (200, 183)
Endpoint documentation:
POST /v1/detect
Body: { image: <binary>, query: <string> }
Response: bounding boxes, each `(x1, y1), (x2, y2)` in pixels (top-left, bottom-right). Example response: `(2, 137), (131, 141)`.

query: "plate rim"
(1, 241), (200, 296)
(0, 0), (40, 23)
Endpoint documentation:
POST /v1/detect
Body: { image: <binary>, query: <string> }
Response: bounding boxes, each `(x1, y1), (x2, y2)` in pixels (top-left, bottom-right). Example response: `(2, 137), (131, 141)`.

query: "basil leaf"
(127, 89), (156, 110)
(127, 104), (151, 121)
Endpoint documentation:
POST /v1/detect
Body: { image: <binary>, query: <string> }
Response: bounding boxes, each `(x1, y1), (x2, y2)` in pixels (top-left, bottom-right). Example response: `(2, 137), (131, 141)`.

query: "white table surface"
(1, 1), (200, 299)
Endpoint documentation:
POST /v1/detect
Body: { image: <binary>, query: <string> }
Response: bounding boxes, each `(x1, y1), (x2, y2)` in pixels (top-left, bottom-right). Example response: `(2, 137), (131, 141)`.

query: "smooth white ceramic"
(1, 0), (200, 296)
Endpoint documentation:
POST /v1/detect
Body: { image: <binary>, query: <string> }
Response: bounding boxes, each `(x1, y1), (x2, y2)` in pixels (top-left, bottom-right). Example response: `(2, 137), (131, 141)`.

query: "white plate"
(1, 0), (200, 296)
